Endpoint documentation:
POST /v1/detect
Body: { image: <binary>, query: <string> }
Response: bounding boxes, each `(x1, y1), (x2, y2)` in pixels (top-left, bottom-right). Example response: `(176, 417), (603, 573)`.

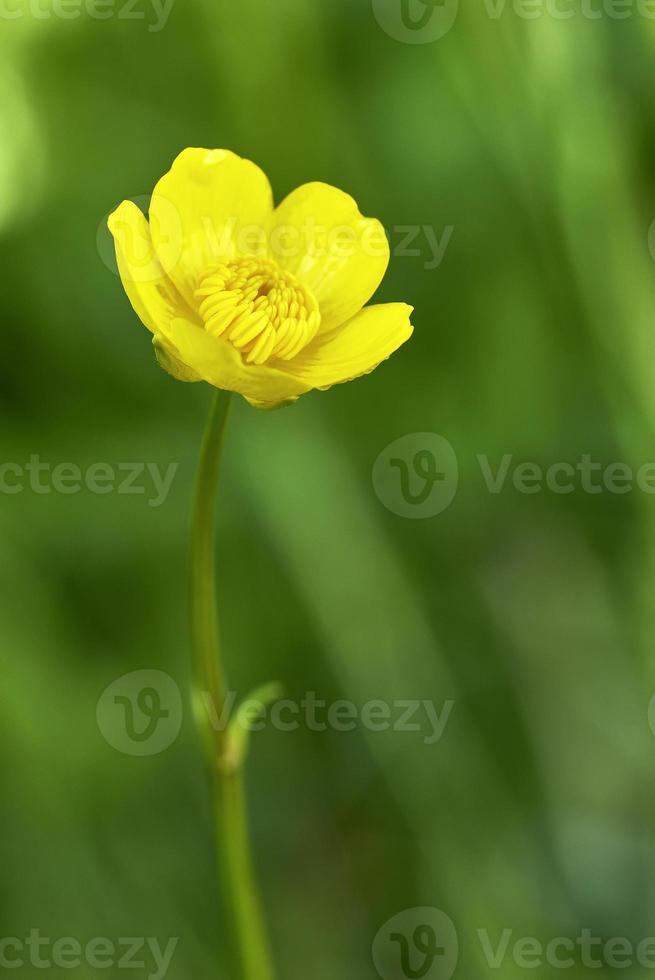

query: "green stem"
(190, 389), (276, 980)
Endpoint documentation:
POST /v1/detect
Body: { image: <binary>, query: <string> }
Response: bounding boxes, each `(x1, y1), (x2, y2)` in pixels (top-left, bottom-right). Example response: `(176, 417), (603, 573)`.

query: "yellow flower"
(108, 148), (413, 409)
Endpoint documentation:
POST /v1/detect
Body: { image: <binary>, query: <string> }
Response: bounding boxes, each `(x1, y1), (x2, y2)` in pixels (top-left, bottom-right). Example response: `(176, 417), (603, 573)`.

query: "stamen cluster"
(195, 257), (321, 364)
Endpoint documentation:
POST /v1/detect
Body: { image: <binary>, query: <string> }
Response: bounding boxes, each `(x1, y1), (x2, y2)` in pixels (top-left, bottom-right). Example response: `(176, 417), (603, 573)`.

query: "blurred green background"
(3, 0), (655, 976)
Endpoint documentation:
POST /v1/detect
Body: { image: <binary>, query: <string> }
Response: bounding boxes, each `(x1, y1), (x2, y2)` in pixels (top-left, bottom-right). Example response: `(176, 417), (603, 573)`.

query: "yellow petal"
(160, 316), (313, 409)
(150, 149), (273, 307)
(279, 303), (413, 389)
(108, 200), (191, 334)
(153, 334), (201, 382)
(269, 182), (390, 334)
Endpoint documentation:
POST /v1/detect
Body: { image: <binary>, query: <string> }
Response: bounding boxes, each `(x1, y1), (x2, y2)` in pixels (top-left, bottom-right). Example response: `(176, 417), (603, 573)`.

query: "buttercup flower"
(108, 148), (413, 408)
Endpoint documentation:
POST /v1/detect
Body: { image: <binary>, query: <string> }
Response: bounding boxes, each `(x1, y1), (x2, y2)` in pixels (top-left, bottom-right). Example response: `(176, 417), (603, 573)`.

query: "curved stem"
(190, 389), (276, 980)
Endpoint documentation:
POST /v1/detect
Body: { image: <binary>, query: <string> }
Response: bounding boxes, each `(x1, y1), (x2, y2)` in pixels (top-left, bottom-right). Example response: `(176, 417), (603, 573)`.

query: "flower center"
(194, 257), (321, 365)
